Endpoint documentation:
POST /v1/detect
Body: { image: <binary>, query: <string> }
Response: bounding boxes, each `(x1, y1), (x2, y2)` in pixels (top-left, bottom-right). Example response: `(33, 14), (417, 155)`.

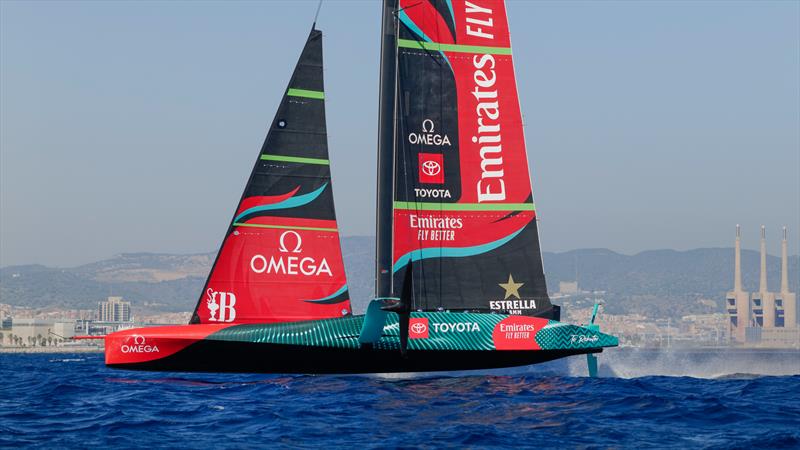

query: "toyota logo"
(132, 335), (145, 345)
(421, 160), (441, 177)
(410, 322), (427, 334)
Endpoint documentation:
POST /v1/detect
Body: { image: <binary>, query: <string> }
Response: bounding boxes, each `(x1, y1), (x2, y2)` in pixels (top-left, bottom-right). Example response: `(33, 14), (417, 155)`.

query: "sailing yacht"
(104, 0), (617, 375)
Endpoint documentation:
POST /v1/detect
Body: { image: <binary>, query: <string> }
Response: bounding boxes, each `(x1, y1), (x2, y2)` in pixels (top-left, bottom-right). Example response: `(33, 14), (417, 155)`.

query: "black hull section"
(108, 340), (598, 374)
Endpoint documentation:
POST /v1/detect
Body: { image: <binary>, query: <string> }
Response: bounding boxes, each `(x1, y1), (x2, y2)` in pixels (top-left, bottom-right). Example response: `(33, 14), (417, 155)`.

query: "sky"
(1, 0), (798, 267)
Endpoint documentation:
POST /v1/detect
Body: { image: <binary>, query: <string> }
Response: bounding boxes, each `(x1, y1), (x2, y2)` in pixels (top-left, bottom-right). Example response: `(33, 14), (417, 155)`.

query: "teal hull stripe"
(304, 284), (348, 303)
(234, 183), (328, 222)
(206, 312), (618, 352)
(393, 225), (526, 273)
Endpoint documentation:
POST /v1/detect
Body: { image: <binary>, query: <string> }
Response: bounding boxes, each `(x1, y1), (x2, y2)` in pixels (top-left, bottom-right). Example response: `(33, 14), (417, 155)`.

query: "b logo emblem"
(206, 288), (237, 322)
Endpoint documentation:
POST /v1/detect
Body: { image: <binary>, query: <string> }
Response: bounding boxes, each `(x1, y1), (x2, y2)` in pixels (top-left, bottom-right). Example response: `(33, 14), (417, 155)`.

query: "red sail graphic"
(191, 28), (351, 325)
(392, 0), (553, 317)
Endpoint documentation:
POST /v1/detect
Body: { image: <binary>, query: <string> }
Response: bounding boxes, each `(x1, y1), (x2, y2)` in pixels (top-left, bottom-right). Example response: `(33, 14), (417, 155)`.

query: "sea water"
(0, 351), (798, 449)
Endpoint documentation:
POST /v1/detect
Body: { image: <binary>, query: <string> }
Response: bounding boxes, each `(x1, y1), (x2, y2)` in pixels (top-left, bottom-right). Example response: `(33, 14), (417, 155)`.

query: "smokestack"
(760, 225), (768, 293)
(781, 226), (789, 293)
(734, 224), (742, 292)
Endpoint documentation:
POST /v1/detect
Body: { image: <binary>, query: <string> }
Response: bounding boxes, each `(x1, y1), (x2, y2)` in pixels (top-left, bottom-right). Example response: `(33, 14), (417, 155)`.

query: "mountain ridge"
(1, 238), (797, 319)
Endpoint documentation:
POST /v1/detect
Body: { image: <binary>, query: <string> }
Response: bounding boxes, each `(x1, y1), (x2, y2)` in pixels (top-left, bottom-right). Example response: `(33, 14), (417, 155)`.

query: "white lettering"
(432, 322), (481, 333)
(465, 1), (494, 40)
(414, 188), (452, 199)
(252, 254), (333, 277)
(470, 53), (506, 203)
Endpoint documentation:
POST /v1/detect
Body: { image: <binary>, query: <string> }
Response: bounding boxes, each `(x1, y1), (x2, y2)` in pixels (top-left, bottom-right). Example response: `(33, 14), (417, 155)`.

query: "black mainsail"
(382, 0), (555, 318)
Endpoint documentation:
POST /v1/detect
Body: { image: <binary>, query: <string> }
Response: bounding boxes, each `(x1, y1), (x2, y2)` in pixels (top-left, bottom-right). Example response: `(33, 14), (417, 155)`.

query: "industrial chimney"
(726, 225), (750, 342)
(757, 226), (776, 328)
(734, 224), (743, 292)
(780, 226), (797, 328)
(781, 227), (789, 293)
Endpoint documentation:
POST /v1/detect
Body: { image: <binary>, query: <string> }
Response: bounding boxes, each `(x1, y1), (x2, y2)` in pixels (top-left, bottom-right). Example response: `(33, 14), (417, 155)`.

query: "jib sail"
(191, 27), (351, 324)
(391, 0), (554, 318)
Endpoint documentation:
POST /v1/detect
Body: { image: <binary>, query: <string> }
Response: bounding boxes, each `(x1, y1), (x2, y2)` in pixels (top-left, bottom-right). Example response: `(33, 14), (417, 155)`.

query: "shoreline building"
(727, 225), (798, 346)
(98, 296), (132, 323)
(96, 296), (134, 334)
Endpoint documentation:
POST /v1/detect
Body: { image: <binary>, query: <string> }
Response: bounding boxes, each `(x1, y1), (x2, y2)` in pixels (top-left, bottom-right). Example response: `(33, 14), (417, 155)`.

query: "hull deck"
(105, 312), (617, 374)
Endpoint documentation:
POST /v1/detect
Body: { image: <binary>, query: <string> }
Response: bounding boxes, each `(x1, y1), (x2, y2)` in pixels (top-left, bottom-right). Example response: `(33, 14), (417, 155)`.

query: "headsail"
(391, 0), (554, 318)
(191, 28), (351, 324)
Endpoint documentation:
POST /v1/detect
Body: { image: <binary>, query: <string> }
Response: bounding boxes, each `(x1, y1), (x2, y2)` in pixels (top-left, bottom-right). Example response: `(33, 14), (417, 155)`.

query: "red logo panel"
(418, 153), (444, 184)
(492, 316), (547, 350)
(409, 317), (430, 339)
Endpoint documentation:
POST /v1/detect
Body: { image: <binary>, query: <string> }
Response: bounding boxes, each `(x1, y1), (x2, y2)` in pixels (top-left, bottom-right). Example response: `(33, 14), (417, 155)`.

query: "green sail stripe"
(286, 88), (325, 99)
(260, 154), (330, 165)
(233, 222), (338, 233)
(397, 38), (512, 55)
(394, 201), (535, 211)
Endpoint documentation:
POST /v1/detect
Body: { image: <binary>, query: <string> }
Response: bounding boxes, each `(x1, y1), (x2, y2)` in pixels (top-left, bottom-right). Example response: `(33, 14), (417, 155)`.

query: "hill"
(1, 238), (797, 319)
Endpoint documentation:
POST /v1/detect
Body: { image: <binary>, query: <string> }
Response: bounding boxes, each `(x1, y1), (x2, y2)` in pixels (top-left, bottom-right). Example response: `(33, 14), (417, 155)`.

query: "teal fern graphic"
(207, 313), (617, 352)
(535, 321), (619, 350)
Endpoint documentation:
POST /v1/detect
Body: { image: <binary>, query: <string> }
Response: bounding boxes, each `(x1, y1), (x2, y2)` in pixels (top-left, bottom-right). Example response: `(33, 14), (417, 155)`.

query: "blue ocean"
(1, 351), (798, 449)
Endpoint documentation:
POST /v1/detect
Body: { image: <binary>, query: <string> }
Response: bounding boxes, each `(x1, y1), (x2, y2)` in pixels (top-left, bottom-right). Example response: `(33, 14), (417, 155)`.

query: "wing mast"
(375, 0), (399, 300)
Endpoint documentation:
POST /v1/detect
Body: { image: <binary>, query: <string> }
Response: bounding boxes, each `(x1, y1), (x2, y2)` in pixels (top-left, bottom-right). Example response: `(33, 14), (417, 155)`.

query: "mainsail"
(390, 0), (554, 318)
(191, 27), (351, 324)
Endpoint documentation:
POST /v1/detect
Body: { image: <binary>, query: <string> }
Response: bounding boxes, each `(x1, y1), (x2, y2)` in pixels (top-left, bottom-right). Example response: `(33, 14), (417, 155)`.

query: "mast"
(375, 0), (399, 298)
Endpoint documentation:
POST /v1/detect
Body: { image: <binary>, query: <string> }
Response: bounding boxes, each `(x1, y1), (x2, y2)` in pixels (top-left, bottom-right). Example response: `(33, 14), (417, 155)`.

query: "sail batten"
(397, 38), (511, 54)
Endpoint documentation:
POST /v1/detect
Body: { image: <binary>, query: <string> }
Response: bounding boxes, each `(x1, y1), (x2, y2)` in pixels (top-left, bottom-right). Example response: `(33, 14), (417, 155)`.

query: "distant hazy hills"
(1, 237), (797, 320)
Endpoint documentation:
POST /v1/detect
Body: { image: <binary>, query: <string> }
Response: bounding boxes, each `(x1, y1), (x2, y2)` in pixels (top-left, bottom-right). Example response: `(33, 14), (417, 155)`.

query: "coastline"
(0, 346), (103, 354)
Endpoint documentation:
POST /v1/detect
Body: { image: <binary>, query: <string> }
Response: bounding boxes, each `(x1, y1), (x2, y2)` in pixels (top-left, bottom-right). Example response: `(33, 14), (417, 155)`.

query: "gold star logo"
(499, 274), (524, 300)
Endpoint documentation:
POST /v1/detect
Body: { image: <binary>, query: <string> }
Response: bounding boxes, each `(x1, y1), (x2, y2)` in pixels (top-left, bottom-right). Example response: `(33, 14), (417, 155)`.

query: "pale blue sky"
(1, 0), (798, 267)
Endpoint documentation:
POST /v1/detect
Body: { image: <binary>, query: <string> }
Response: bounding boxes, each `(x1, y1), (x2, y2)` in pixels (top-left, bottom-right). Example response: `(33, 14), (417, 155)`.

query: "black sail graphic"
(390, 0), (554, 318)
(190, 28), (352, 325)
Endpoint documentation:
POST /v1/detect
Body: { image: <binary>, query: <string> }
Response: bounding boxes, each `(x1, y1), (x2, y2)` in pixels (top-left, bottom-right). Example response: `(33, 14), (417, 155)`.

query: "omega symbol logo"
(278, 230), (302, 253)
(121, 334), (160, 353)
(421, 160), (441, 177)
(422, 119), (435, 133)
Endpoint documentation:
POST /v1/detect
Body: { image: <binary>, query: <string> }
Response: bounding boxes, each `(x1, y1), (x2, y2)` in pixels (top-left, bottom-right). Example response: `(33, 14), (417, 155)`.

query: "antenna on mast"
(312, 0), (323, 29)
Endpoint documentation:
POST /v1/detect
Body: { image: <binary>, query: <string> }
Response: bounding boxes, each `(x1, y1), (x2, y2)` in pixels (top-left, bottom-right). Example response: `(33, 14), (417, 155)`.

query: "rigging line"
(397, 19), (444, 69)
(312, 0), (323, 28)
(395, 1), (423, 15)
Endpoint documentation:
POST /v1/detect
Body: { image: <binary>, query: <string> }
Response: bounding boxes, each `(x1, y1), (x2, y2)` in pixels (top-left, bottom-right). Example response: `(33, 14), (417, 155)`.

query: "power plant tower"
(725, 224), (798, 346)
(778, 227), (797, 328)
(726, 225), (750, 342)
(753, 226), (776, 328)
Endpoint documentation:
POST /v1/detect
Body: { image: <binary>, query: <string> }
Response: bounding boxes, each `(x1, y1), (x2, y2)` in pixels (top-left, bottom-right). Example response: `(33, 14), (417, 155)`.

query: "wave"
(1, 353), (798, 449)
